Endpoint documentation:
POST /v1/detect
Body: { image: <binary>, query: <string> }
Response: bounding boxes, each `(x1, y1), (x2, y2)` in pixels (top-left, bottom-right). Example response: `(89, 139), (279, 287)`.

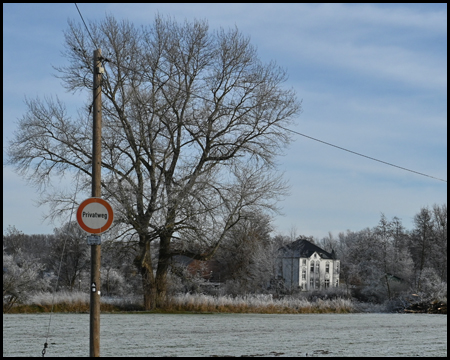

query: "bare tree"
(410, 207), (435, 292)
(430, 204), (447, 282)
(3, 226), (38, 258)
(374, 214), (414, 300)
(215, 211), (274, 294)
(408, 204), (447, 292)
(7, 15), (301, 309)
(48, 222), (90, 291)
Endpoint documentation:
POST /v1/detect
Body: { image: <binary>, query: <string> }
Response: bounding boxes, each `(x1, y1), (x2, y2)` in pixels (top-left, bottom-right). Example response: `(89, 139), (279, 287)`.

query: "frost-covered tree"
(374, 214), (414, 300)
(335, 217), (414, 303)
(3, 248), (49, 312)
(410, 207), (436, 292)
(3, 226), (28, 258)
(407, 204), (447, 293)
(430, 204), (447, 282)
(415, 267), (447, 301)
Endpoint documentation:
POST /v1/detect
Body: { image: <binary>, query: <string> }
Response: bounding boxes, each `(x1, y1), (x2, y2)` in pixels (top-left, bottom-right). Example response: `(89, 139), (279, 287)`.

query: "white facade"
(279, 239), (340, 291)
(299, 252), (340, 291)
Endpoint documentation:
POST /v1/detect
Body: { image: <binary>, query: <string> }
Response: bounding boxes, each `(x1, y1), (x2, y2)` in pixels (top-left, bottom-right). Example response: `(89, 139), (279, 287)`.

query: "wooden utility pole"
(90, 48), (103, 357)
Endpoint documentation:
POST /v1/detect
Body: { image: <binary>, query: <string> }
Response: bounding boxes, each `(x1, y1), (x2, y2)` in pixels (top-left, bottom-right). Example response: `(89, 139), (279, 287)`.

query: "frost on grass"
(27, 291), (89, 306)
(19, 291), (354, 313)
(166, 293), (354, 313)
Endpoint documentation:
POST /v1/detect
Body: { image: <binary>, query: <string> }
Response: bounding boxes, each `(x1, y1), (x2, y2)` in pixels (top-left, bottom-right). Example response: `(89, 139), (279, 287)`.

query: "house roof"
(279, 238), (337, 260)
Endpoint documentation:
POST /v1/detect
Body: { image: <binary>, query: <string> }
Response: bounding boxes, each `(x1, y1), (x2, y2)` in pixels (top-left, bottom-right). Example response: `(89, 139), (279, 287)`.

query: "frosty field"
(3, 313), (447, 357)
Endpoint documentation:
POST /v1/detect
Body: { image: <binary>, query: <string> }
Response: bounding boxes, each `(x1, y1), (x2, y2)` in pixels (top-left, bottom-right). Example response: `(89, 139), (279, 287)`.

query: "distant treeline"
(3, 204), (447, 313)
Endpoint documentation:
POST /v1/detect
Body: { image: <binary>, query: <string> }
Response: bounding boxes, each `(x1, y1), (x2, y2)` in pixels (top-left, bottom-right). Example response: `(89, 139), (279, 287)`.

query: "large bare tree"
(7, 15), (301, 309)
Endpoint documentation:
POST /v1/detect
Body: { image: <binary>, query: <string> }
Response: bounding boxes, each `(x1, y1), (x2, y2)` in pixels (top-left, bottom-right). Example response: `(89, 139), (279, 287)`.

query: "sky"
(3, 3), (447, 240)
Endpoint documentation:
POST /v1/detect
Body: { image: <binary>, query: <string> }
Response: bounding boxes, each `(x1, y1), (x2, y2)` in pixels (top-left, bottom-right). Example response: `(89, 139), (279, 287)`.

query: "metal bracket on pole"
(87, 235), (101, 245)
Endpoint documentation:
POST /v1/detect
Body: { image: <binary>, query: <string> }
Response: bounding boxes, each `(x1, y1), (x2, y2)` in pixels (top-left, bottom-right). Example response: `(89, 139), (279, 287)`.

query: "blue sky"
(3, 3), (447, 239)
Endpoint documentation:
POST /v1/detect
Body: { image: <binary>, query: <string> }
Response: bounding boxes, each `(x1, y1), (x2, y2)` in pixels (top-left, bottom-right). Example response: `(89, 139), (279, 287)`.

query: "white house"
(278, 238), (340, 291)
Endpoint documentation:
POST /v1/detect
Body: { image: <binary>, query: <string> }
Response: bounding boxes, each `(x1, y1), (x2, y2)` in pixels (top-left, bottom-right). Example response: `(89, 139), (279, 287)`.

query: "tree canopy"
(7, 15), (301, 309)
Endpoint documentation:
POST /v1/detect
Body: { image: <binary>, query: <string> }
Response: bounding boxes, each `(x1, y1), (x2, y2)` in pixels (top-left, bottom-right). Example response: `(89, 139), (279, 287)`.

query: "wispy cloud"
(3, 3), (447, 238)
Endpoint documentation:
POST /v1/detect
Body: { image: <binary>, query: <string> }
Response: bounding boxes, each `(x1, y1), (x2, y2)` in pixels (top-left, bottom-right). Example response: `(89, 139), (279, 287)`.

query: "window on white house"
(310, 262), (314, 272)
(310, 279), (314, 288)
(302, 269), (306, 280)
(315, 262), (320, 272)
(302, 259), (306, 266)
(325, 262), (330, 273)
(325, 279), (330, 288)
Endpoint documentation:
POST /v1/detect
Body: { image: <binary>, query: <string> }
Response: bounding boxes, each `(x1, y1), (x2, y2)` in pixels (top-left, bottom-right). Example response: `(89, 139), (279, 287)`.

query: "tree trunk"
(155, 232), (172, 308)
(140, 264), (156, 310)
(384, 274), (391, 300)
(135, 236), (157, 310)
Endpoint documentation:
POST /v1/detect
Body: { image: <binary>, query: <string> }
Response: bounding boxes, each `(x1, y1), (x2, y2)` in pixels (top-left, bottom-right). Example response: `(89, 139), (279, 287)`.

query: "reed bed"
(28, 290), (89, 306)
(163, 293), (355, 314)
(6, 291), (355, 314)
(6, 291), (130, 313)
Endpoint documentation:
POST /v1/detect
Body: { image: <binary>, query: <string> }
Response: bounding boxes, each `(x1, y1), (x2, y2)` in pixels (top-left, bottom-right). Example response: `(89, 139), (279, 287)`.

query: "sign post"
(76, 196), (113, 357)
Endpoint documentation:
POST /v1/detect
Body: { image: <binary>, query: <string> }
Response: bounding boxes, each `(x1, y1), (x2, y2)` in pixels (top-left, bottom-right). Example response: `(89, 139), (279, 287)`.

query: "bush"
(417, 268), (447, 301)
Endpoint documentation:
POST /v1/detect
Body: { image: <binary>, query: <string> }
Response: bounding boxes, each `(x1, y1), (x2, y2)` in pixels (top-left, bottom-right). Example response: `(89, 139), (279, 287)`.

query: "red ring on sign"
(76, 198), (114, 234)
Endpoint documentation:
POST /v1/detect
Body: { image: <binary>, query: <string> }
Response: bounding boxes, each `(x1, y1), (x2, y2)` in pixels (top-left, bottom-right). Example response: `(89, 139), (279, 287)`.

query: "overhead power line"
(104, 58), (447, 183)
(74, 3), (99, 49)
(280, 126), (447, 183)
(104, 59), (448, 184)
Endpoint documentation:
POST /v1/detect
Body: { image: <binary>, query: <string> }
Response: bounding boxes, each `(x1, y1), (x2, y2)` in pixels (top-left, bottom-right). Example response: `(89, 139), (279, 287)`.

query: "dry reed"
(5, 291), (355, 314)
(162, 293), (355, 314)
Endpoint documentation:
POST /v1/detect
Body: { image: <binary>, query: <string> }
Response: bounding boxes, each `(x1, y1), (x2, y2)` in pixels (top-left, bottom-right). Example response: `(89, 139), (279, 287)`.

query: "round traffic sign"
(76, 198), (114, 234)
